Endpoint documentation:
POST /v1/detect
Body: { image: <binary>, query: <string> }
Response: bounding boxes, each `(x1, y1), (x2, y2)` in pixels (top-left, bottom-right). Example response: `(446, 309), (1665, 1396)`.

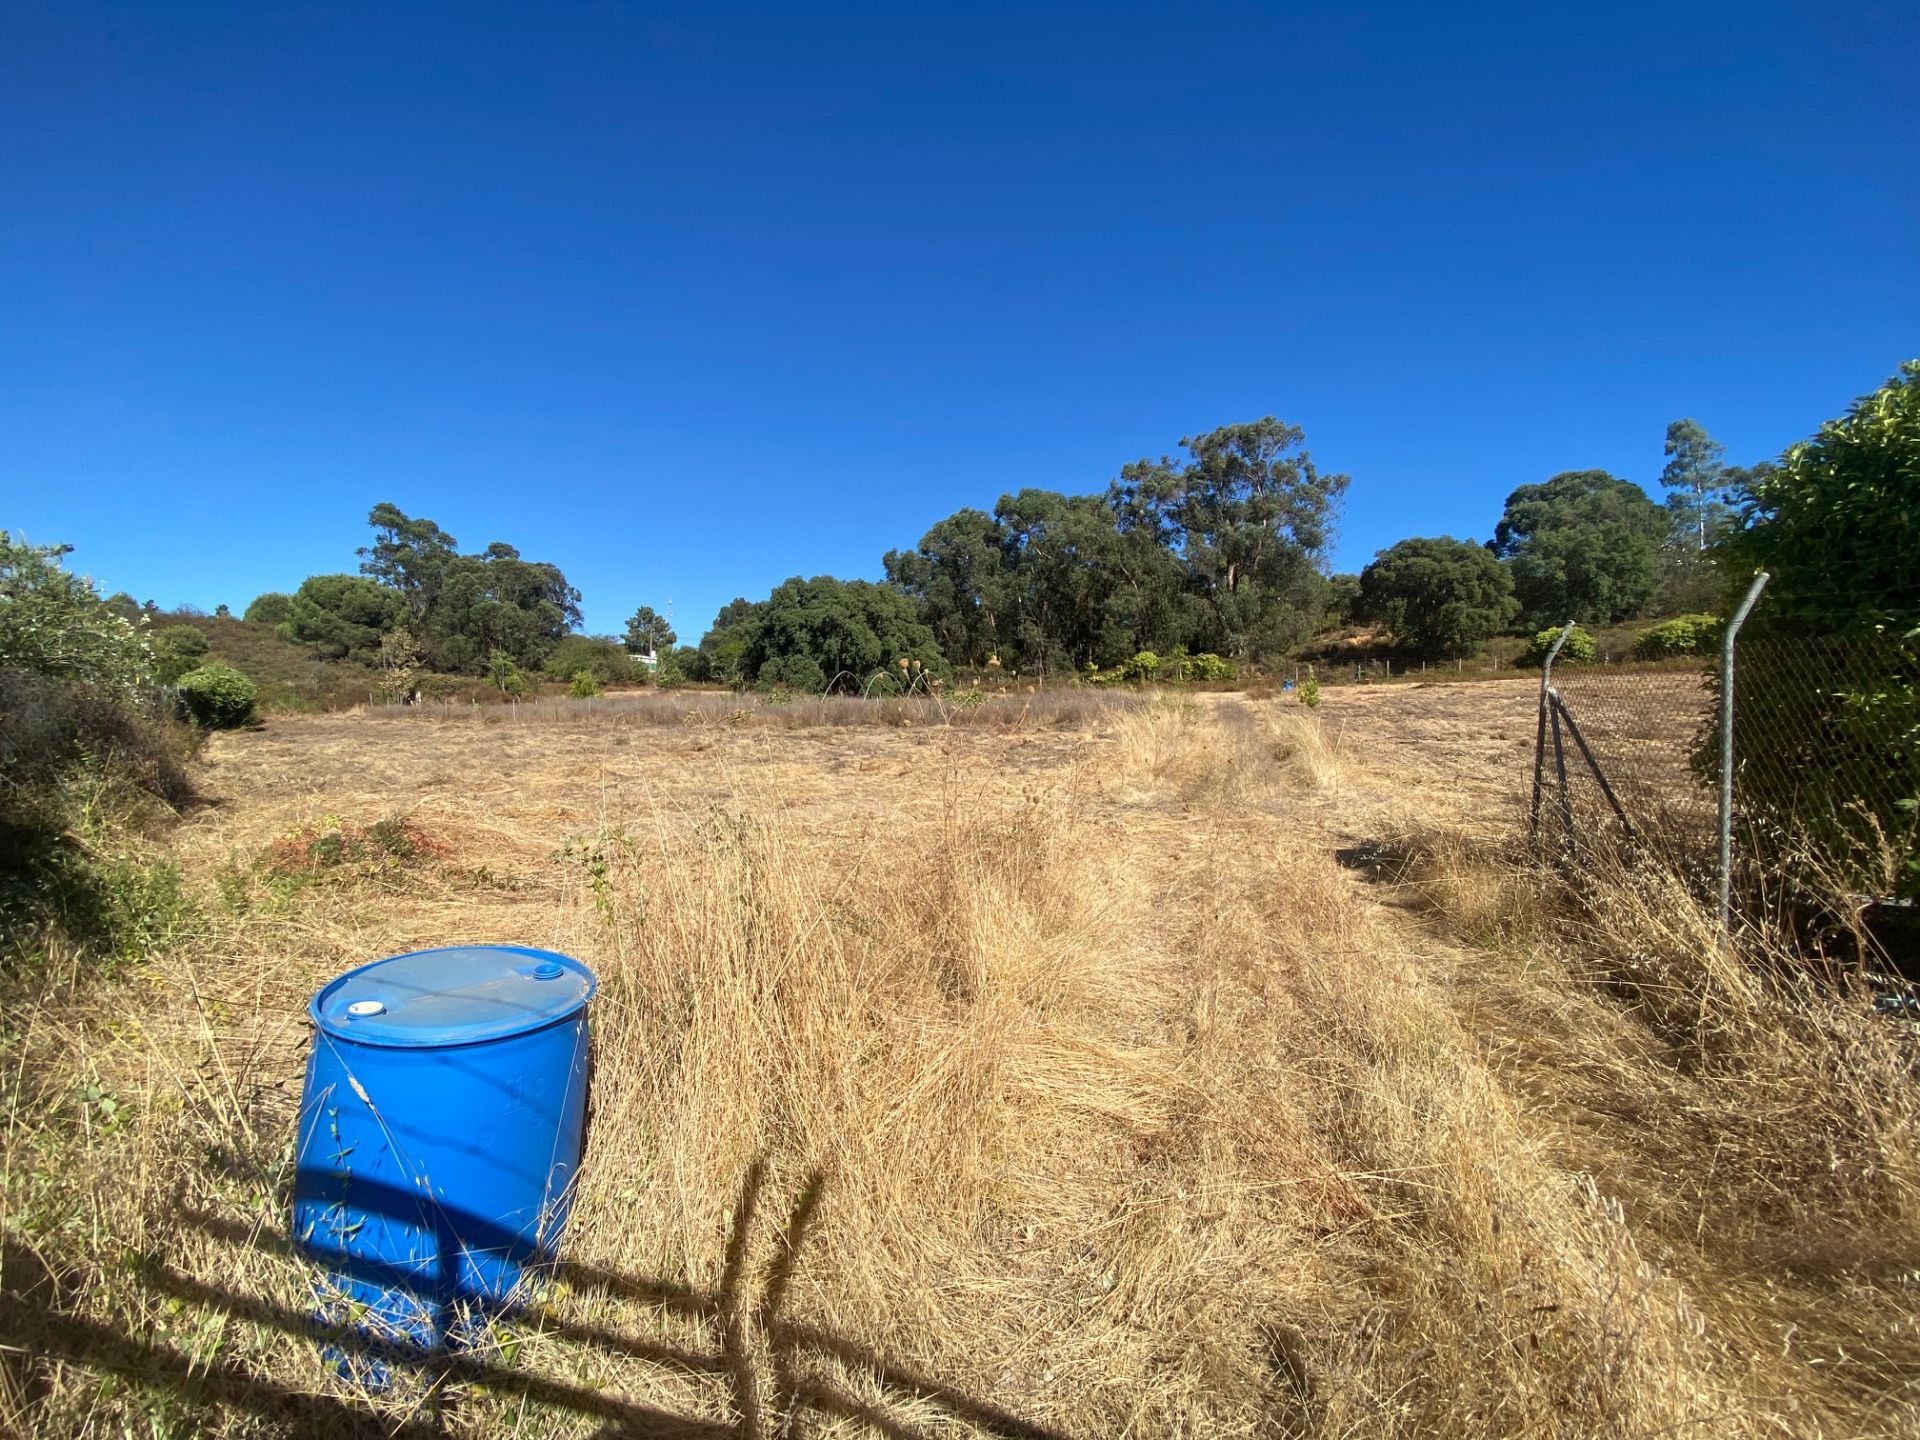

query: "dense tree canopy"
(1721, 362), (1918, 635)
(1323, 573), (1363, 628)
(1109, 418), (1348, 657)
(277, 574), (404, 662)
(881, 508), (1010, 665)
(1491, 470), (1666, 625)
(242, 592), (293, 626)
(734, 576), (945, 692)
(1711, 362), (1920, 899)
(359, 503), (458, 621)
(1360, 537), (1519, 660)
(426, 542), (581, 673)
(693, 597), (758, 685)
(885, 417), (1346, 672)
(543, 634), (638, 684)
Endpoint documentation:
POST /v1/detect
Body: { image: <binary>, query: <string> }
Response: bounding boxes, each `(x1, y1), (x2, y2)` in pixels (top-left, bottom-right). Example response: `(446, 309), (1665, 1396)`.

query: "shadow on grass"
(1, 1158), (1069, 1440)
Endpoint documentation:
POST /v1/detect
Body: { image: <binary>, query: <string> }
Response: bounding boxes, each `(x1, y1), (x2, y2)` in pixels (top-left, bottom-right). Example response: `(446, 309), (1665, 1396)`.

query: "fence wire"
(1542, 661), (1718, 865)
(1727, 631), (1919, 903)
(1533, 620), (1918, 909)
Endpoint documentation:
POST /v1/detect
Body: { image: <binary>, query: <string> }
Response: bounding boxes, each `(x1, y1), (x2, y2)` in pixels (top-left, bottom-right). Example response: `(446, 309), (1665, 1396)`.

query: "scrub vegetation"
(3, 369), (1915, 1433)
(3, 685), (1917, 1438)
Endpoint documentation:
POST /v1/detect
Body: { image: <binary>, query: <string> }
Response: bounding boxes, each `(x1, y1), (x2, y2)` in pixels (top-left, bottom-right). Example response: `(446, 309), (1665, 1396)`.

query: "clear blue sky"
(5, 1), (1915, 637)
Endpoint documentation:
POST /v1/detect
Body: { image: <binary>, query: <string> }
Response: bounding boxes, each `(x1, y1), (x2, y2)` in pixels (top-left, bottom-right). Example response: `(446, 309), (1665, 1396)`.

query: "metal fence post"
(1718, 572), (1770, 926)
(1529, 621), (1577, 843)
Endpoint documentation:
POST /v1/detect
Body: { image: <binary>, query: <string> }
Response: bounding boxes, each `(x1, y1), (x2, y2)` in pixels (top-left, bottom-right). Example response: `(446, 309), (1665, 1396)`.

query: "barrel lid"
(310, 945), (597, 1049)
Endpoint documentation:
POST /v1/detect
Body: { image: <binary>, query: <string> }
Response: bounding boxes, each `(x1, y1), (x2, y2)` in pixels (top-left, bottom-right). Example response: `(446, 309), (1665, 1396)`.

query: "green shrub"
(276, 574), (402, 662)
(1181, 652), (1239, 682)
(243, 592), (294, 626)
(152, 624), (210, 684)
(1298, 666), (1321, 708)
(1632, 613), (1720, 660)
(568, 670), (601, 699)
(1708, 363), (1920, 898)
(0, 671), (197, 963)
(175, 664), (257, 728)
(1120, 651), (1161, 682)
(487, 648), (527, 697)
(1520, 625), (1596, 667)
(543, 634), (636, 686)
(758, 653), (827, 694)
(0, 532), (152, 693)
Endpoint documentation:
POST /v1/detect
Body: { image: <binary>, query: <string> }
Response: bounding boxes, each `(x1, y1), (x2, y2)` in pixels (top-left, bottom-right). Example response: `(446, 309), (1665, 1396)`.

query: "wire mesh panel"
(1542, 659), (1719, 863)
(1728, 631), (1919, 903)
(1528, 621), (1917, 908)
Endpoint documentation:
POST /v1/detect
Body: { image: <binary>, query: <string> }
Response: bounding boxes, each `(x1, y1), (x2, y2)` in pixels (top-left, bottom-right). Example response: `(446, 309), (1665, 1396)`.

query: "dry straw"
(4, 688), (1915, 1437)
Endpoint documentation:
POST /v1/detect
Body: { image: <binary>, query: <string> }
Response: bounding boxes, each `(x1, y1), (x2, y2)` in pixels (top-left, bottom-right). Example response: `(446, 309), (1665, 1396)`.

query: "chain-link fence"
(1724, 630), (1918, 904)
(1531, 588), (1919, 913)
(1534, 659), (1718, 864)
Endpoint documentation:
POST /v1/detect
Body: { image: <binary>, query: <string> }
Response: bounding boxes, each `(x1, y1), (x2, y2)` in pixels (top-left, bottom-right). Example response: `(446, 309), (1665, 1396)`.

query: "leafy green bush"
(487, 648), (527, 697)
(153, 624), (210, 684)
(277, 574), (403, 662)
(544, 634), (637, 686)
(1180, 652), (1238, 682)
(1120, 651), (1161, 682)
(0, 532), (152, 693)
(243, 592), (294, 626)
(0, 670), (197, 963)
(1359, 535), (1519, 659)
(176, 664), (257, 728)
(1632, 613), (1720, 660)
(1709, 362), (1920, 898)
(759, 653), (827, 694)
(735, 576), (946, 690)
(1298, 666), (1321, 708)
(1520, 625), (1596, 667)
(568, 670), (601, 699)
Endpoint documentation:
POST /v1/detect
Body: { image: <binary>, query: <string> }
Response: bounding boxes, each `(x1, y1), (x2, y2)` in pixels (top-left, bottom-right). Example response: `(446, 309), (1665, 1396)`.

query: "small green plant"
(1521, 625), (1596, 667)
(952, 687), (988, 708)
(554, 825), (635, 926)
(568, 670), (601, 699)
(1632, 613), (1720, 660)
(1121, 651), (1162, 682)
(78, 1081), (122, 1123)
(175, 663), (257, 728)
(1298, 666), (1321, 708)
(487, 648), (527, 697)
(376, 626), (425, 702)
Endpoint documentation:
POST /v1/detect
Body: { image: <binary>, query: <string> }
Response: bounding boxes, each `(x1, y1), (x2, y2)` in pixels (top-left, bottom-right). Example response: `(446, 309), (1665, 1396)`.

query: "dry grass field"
(5, 684), (1919, 1438)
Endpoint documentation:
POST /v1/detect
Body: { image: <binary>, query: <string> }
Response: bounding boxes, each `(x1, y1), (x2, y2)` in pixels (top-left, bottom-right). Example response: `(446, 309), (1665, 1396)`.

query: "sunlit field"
(6, 685), (1917, 1439)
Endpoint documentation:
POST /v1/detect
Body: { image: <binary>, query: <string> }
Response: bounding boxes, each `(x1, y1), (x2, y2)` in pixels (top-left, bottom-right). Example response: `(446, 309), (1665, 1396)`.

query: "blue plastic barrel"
(292, 944), (596, 1366)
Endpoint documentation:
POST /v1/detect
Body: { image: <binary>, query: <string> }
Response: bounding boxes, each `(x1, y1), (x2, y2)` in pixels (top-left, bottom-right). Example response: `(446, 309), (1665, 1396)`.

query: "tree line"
(217, 371), (1900, 691)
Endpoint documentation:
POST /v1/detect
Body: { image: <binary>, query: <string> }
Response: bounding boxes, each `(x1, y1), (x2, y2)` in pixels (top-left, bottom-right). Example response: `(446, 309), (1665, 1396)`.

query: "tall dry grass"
(3, 697), (1917, 1437)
